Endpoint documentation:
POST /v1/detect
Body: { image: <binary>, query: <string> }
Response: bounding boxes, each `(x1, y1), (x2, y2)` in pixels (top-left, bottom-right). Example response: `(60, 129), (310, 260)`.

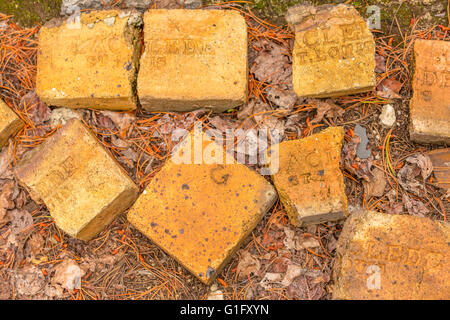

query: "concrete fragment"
(410, 39), (450, 144)
(127, 131), (277, 284)
(288, 4), (376, 98)
(379, 104), (396, 128)
(333, 210), (450, 300)
(268, 127), (348, 226)
(0, 99), (24, 149)
(138, 9), (248, 112)
(15, 119), (139, 241)
(36, 10), (142, 110)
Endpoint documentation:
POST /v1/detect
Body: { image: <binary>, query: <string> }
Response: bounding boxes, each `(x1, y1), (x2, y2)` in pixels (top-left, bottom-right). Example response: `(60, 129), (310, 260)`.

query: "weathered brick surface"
(137, 9), (248, 113)
(287, 4), (375, 98)
(15, 119), (139, 241)
(410, 39), (450, 144)
(333, 210), (450, 300)
(0, 99), (23, 149)
(269, 127), (348, 226)
(36, 10), (140, 110)
(127, 132), (277, 284)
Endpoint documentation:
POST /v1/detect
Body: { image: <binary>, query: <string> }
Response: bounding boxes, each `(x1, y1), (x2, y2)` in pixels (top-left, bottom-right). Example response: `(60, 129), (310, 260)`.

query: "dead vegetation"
(0, 1), (449, 300)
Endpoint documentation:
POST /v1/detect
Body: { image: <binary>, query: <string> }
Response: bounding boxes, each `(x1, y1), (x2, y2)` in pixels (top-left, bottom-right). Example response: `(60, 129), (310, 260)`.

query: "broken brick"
(410, 39), (450, 144)
(333, 210), (450, 300)
(15, 119), (139, 241)
(0, 99), (24, 149)
(287, 4), (376, 98)
(127, 131), (277, 284)
(427, 148), (450, 190)
(268, 127), (348, 226)
(36, 10), (141, 110)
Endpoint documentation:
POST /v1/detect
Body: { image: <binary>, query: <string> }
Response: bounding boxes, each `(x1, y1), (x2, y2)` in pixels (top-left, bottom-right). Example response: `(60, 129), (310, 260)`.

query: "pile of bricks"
(0, 4), (447, 298)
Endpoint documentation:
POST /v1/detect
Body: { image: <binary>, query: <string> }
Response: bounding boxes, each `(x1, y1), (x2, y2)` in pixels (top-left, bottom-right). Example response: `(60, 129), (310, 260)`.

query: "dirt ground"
(0, 1), (449, 300)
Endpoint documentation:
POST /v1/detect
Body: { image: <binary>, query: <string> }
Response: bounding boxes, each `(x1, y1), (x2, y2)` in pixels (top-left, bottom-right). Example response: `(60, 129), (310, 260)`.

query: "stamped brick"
(127, 131), (277, 284)
(287, 4), (376, 98)
(333, 210), (450, 300)
(137, 9), (248, 113)
(15, 119), (139, 241)
(36, 10), (141, 110)
(410, 40), (450, 144)
(0, 99), (24, 149)
(268, 127), (348, 226)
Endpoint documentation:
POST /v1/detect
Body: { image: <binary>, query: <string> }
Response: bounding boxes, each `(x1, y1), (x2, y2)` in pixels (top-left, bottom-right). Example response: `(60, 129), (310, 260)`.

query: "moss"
(208, 0), (447, 35)
(0, 0), (62, 27)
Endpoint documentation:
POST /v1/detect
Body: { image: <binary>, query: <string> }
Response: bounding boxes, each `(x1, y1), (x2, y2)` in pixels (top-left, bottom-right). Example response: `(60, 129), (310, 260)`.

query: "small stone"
(0, 99), (24, 149)
(138, 9), (248, 112)
(127, 131), (277, 284)
(207, 290), (224, 300)
(268, 127), (348, 226)
(36, 10), (141, 110)
(379, 104), (396, 128)
(354, 124), (371, 159)
(49, 107), (82, 129)
(287, 4), (375, 98)
(15, 119), (139, 241)
(177, 0), (202, 9)
(333, 210), (450, 300)
(410, 39), (450, 144)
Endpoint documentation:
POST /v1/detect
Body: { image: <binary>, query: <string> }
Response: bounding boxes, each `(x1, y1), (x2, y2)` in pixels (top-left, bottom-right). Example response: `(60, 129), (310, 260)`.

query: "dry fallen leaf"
(52, 259), (85, 290)
(398, 153), (433, 195)
(14, 265), (46, 296)
(363, 167), (387, 198)
(403, 194), (429, 217)
(236, 250), (261, 280)
(307, 98), (344, 124)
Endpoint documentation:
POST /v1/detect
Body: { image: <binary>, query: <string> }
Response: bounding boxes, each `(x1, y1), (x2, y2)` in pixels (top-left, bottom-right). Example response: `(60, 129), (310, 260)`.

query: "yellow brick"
(36, 10), (140, 110)
(410, 39), (450, 144)
(288, 4), (375, 98)
(269, 127), (348, 226)
(15, 119), (139, 241)
(333, 210), (450, 300)
(0, 99), (24, 149)
(127, 131), (276, 284)
(137, 9), (248, 113)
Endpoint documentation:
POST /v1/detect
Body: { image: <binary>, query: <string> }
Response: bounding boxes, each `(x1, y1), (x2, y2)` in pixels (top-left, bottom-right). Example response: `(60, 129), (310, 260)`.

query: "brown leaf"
(20, 91), (50, 125)
(14, 265), (46, 296)
(398, 154), (433, 195)
(97, 112), (115, 129)
(376, 78), (403, 99)
(363, 167), (387, 197)
(378, 201), (403, 215)
(236, 250), (261, 279)
(307, 98), (344, 124)
(375, 54), (386, 73)
(52, 259), (85, 290)
(265, 87), (297, 110)
(250, 40), (292, 86)
(208, 116), (234, 132)
(101, 111), (136, 132)
(403, 194), (429, 217)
